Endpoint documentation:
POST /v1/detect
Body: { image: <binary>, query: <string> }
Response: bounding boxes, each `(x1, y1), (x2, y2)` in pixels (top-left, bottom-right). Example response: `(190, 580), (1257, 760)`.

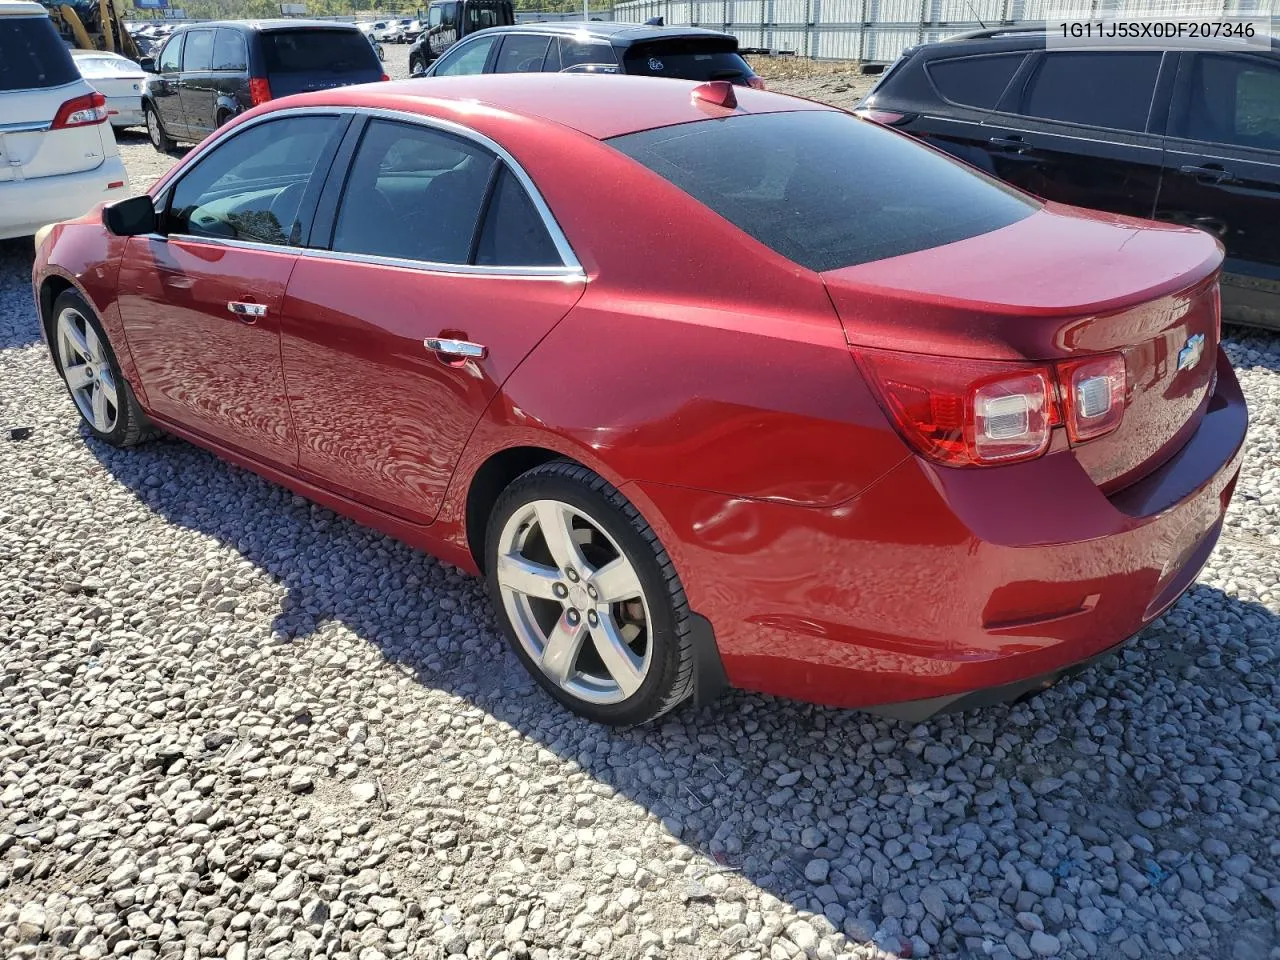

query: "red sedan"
(32, 75), (1247, 725)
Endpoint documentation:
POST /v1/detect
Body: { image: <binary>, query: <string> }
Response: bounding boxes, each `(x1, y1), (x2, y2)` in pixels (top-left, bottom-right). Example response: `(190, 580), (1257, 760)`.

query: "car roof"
(0, 0), (48, 15)
(175, 18), (362, 33)
(289, 73), (828, 140)
(475, 21), (736, 44)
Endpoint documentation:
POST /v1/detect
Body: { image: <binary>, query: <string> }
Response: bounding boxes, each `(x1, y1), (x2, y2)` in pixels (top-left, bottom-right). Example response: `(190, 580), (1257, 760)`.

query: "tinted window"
(168, 116), (341, 245)
(0, 16), (78, 91)
(212, 29), (247, 72)
(467, 1), (506, 30)
(494, 34), (551, 73)
(261, 29), (379, 74)
(438, 2), (457, 28)
(623, 40), (750, 81)
(1018, 52), (1162, 132)
(927, 53), (1024, 110)
(158, 34), (183, 73)
(332, 119), (497, 264)
(558, 38), (616, 70)
(182, 29), (214, 72)
(1178, 54), (1280, 150)
(610, 111), (1038, 272)
(475, 168), (560, 266)
(433, 35), (496, 75)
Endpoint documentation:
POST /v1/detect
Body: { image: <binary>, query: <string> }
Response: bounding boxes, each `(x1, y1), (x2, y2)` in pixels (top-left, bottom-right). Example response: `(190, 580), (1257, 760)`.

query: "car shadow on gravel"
(85, 427), (1280, 960)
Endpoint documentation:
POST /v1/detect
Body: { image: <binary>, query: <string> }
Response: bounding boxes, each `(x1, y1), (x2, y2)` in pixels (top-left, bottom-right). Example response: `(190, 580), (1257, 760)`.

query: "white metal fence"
(611, 0), (1277, 62)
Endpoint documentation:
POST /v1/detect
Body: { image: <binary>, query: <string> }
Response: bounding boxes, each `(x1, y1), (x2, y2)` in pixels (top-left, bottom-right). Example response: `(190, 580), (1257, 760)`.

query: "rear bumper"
(106, 97), (146, 127)
(633, 348), (1247, 716)
(0, 158), (128, 240)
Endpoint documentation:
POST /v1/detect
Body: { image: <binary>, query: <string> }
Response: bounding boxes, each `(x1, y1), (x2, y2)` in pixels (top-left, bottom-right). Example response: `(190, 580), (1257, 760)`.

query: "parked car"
(139, 19), (385, 151)
(0, 0), (128, 240)
(72, 49), (147, 129)
(408, 0), (514, 75)
(418, 21), (765, 88)
(857, 28), (1280, 330)
(397, 18), (422, 42)
(32, 74), (1245, 725)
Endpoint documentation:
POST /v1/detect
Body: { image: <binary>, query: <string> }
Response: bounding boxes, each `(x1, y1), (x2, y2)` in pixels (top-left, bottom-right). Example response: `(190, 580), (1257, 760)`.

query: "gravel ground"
(2, 48), (1279, 960)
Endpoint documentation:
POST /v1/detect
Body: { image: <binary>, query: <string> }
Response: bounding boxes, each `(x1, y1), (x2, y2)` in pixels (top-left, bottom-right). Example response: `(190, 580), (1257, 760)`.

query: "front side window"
(182, 29), (214, 72)
(211, 29), (247, 72)
(494, 34), (551, 73)
(433, 35), (496, 75)
(428, 6), (442, 27)
(1016, 51), (1162, 132)
(168, 115), (342, 245)
(610, 110), (1038, 272)
(332, 119), (496, 263)
(1177, 53), (1280, 150)
(926, 53), (1025, 110)
(158, 34), (184, 73)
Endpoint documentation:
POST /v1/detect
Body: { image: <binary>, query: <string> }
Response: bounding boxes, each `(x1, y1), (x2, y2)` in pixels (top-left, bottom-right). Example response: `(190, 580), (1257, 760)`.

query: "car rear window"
(623, 39), (753, 82)
(0, 15), (78, 91)
(262, 29), (379, 74)
(609, 110), (1039, 273)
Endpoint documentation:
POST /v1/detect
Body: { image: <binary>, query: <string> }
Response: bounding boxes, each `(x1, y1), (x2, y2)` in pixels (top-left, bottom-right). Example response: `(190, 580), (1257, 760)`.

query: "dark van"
(141, 20), (385, 151)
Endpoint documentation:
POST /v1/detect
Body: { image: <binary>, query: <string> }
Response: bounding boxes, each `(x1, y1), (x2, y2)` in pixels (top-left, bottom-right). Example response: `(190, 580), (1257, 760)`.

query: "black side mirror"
(139, 56), (156, 72)
(103, 195), (157, 237)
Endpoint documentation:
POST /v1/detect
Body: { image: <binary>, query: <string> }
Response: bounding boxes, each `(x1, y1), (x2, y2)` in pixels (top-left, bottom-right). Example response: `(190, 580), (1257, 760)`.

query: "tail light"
(853, 108), (914, 126)
(856, 347), (1128, 467)
(51, 92), (108, 129)
(249, 77), (272, 106)
(380, 73), (391, 81)
(746, 76), (766, 90)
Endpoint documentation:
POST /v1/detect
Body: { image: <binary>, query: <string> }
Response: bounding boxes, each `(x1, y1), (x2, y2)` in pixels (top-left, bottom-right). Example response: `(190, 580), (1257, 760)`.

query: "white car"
(72, 49), (147, 129)
(0, 1), (129, 240)
(367, 20), (402, 43)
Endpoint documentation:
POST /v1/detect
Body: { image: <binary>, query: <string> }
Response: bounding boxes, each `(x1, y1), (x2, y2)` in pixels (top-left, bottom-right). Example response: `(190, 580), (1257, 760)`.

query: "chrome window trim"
(153, 103), (585, 279)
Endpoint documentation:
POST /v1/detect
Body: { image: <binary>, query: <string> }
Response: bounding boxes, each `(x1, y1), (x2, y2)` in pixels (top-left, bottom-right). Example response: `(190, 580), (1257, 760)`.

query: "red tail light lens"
(249, 77), (272, 106)
(380, 73), (391, 81)
(1059, 353), (1126, 443)
(747, 76), (766, 90)
(51, 92), (108, 129)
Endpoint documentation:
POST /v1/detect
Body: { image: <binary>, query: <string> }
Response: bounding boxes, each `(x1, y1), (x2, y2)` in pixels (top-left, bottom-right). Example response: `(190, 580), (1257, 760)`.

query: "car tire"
(409, 55), (422, 74)
(49, 289), (157, 448)
(144, 103), (173, 152)
(485, 460), (696, 726)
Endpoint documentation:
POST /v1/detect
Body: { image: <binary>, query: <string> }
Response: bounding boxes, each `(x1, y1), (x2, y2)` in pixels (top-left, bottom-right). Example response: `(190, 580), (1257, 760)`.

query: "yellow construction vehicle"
(43, 0), (142, 59)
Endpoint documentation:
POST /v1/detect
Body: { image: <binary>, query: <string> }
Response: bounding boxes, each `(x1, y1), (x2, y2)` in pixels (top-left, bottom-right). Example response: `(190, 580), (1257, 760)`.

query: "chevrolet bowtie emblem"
(1177, 333), (1205, 372)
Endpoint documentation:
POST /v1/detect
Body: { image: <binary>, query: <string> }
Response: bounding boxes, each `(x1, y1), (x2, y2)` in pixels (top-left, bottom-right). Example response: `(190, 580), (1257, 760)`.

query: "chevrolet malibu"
(32, 75), (1247, 725)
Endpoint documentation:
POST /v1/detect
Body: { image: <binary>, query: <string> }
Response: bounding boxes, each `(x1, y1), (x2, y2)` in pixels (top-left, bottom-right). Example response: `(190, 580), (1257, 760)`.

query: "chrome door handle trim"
(424, 337), (486, 359)
(227, 301), (267, 318)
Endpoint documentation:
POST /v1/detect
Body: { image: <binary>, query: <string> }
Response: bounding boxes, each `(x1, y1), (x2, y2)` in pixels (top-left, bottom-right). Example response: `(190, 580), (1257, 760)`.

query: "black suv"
(859, 28), (1280, 330)
(141, 20), (384, 151)
(419, 21), (763, 88)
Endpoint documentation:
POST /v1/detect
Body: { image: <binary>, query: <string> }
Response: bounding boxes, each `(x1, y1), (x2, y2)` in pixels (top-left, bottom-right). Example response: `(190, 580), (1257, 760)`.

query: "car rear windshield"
(261, 29), (379, 74)
(0, 15), (78, 91)
(623, 39), (752, 82)
(608, 110), (1039, 272)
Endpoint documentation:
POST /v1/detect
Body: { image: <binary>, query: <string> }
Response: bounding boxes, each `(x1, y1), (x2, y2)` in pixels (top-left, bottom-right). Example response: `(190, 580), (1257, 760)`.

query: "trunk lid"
(824, 203), (1224, 490)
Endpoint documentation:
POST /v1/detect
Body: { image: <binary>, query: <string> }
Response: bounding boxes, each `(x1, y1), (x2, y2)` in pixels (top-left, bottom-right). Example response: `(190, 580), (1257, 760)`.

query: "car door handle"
(988, 135), (1028, 153)
(1179, 164), (1234, 184)
(424, 337), (486, 360)
(227, 301), (267, 321)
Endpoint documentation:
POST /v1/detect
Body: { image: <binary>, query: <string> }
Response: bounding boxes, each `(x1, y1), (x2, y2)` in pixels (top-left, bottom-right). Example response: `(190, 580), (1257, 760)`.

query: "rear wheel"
(145, 103), (173, 152)
(486, 461), (696, 726)
(51, 290), (156, 448)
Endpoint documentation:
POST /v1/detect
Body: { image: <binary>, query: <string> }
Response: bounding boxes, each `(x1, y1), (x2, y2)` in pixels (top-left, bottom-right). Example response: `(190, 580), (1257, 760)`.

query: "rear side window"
(262, 29), (379, 74)
(182, 29), (214, 72)
(610, 111), (1038, 272)
(624, 40), (751, 82)
(494, 34), (551, 73)
(926, 53), (1024, 110)
(556, 37), (616, 70)
(1176, 53), (1280, 150)
(212, 29), (247, 72)
(475, 168), (560, 266)
(1016, 51), (1162, 132)
(0, 15), (78, 91)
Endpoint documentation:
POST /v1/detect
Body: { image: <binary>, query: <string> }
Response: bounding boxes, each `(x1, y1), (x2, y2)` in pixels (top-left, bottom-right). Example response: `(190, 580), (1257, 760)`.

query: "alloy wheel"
(495, 499), (652, 704)
(56, 307), (118, 434)
(146, 109), (162, 149)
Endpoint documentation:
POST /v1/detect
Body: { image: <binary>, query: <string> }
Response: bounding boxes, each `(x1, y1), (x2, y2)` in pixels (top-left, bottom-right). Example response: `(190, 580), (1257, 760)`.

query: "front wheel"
(144, 103), (173, 152)
(486, 461), (696, 726)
